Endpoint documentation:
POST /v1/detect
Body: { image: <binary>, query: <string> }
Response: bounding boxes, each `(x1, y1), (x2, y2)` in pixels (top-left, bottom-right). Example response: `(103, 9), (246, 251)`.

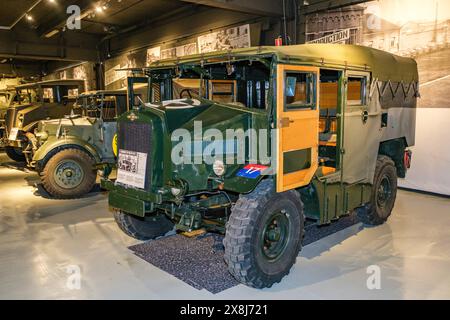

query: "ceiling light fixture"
(26, 14), (33, 21)
(45, 29), (60, 38)
(95, 6), (103, 13)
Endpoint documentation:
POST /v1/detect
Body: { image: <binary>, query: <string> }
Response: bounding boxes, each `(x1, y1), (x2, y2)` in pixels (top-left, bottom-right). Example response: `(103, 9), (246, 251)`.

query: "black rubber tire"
(41, 148), (96, 199)
(4, 146), (26, 162)
(223, 179), (305, 288)
(114, 210), (174, 241)
(357, 155), (398, 225)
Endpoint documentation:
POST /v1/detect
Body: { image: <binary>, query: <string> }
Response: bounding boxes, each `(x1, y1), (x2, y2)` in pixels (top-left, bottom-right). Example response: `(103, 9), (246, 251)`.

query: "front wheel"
(114, 210), (174, 240)
(223, 179), (305, 288)
(41, 148), (97, 199)
(4, 146), (26, 162)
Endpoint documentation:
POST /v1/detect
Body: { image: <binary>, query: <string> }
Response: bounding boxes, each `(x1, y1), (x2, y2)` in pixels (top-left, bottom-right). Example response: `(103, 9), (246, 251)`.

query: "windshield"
(76, 94), (128, 121)
(148, 60), (271, 110)
(14, 89), (37, 104)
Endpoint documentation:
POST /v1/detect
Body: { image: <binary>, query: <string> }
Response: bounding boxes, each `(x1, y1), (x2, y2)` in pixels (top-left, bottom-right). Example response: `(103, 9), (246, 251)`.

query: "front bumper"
(101, 179), (163, 217)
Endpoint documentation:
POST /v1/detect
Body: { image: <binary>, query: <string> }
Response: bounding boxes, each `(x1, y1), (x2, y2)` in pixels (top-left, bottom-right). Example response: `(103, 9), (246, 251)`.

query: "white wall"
(399, 108), (450, 196)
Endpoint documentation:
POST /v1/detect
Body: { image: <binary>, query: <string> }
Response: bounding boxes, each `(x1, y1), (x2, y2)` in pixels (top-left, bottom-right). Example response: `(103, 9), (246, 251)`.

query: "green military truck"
(3, 79), (85, 162)
(101, 44), (418, 288)
(27, 89), (131, 199)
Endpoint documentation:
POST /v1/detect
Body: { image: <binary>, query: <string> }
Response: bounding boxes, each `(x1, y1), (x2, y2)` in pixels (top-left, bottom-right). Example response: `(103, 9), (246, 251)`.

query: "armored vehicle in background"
(0, 87), (36, 141)
(3, 79), (85, 162)
(28, 88), (132, 199)
(0, 88), (15, 140)
(101, 44), (418, 288)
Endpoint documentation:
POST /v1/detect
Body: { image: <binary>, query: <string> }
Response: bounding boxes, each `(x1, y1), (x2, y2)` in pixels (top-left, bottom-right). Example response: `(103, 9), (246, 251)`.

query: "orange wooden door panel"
(276, 65), (320, 193)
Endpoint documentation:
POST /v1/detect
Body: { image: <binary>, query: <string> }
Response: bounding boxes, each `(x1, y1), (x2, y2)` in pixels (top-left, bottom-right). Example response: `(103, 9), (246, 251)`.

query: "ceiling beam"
(0, 28), (100, 62)
(0, 61), (43, 77)
(180, 0), (283, 17)
(300, 0), (370, 15)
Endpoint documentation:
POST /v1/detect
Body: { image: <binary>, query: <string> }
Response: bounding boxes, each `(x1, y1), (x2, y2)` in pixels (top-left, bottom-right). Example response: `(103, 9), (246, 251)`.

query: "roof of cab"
(15, 79), (85, 89)
(148, 44), (418, 82)
(78, 89), (128, 97)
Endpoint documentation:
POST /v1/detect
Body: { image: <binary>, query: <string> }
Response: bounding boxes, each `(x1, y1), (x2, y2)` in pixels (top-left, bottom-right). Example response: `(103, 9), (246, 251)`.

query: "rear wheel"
(357, 155), (398, 225)
(114, 210), (174, 240)
(223, 179), (304, 288)
(41, 148), (96, 199)
(4, 146), (26, 162)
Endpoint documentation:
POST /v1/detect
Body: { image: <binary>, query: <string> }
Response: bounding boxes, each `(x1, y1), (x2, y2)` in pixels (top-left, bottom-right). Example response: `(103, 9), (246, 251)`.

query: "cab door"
(342, 70), (379, 184)
(276, 65), (320, 192)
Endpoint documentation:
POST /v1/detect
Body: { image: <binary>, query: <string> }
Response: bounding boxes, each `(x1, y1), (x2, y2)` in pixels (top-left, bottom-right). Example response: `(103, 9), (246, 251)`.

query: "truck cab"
(28, 87), (137, 199)
(3, 79), (85, 162)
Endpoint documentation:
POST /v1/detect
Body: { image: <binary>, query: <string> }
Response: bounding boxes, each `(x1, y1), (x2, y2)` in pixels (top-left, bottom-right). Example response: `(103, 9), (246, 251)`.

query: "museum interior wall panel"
(103, 22), (259, 90)
(42, 62), (97, 92)
(307, 0), (450, 195)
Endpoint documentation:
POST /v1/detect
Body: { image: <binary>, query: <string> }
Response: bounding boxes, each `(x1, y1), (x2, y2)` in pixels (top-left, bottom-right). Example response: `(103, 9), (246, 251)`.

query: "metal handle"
(362, 110), (369, 124)
(279, 117), (294, 128)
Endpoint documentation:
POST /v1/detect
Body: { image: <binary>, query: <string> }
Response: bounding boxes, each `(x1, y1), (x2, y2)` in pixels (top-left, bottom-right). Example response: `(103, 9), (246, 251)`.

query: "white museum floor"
(0, 151), (449, 300)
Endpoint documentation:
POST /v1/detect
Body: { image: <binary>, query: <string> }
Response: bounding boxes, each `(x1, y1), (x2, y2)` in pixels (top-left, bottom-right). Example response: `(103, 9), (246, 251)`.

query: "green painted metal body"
(102, 44), (417, 232)
(30, 90), (128, 171)
(4, 80), (84, 149)
(0, 89), (35, 142)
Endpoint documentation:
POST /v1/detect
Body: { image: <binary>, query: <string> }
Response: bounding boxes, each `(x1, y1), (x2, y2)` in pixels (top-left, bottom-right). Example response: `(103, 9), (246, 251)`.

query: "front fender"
(32, 136), (102, 164)
(22, 121), (39, 133)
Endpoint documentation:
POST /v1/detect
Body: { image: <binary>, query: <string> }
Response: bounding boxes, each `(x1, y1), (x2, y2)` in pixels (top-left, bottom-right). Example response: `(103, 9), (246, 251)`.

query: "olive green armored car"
(0, 88), (15, 140)
(101, 44), (418, 288)
(27, 89), (132, 199)
(3, 79), (85, 162)
(0, 87), (36, 141)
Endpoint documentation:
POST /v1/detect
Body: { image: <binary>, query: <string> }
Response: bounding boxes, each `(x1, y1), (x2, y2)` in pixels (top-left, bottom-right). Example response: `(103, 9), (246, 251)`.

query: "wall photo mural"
(105, 23), (252, 91)
(306, 0), (450, 195)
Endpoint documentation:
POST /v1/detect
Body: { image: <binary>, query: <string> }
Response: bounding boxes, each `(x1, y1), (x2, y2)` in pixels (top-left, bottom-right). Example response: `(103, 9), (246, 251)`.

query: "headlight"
(213, 159), (225, 176)
(171, 187), (182, 196)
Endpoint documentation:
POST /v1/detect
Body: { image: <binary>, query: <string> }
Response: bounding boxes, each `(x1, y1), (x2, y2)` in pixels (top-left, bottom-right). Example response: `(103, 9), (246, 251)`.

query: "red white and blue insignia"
(236, 164), (269, 179)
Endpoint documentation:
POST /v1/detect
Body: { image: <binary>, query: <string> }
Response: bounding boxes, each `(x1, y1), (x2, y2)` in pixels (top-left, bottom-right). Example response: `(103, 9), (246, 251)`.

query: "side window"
(209, 80), (236, 104)
(285, 72), (316, 110)
(152, 82), (162, 102)
(68, 89), (79, 100)
(43, 88), (54, 103)
(347, 76), (367, 106)
(102, 97), (117, 121)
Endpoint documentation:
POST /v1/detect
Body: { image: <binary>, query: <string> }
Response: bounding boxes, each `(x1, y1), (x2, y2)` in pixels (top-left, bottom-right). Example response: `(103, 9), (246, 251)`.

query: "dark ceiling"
(0, 0), (191, 36)
(0, 0), (370, 78)
(1, 0), (36, 26)
(0, 0), (201, 76)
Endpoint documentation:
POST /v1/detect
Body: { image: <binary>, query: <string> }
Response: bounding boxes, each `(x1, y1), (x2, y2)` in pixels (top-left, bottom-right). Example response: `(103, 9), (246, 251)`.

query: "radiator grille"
(118, 121), (152, 188)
